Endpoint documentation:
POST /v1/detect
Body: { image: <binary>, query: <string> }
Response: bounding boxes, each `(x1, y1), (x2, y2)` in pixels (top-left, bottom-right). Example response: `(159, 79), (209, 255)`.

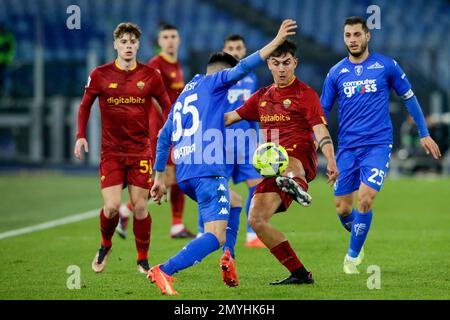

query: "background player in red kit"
(116, 24), (195, 239)
(225, 40), (338, 285)
(74, 23), (172, 274)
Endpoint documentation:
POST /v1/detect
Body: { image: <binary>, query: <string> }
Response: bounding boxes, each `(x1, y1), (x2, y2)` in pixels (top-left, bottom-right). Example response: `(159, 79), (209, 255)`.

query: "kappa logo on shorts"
(217, 184), (226, 191)
(219, 208), (229, 215)
(218, 196), (228, 203)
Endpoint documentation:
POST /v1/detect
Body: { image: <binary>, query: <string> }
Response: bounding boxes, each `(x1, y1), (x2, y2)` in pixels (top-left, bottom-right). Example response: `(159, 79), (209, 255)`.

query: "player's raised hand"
(74, 138), (89, 160)
(326, 160), (339, 185)
(275, 19), (298, 42)
(420, 136), (442, 160)
(259, 19), (298, 60)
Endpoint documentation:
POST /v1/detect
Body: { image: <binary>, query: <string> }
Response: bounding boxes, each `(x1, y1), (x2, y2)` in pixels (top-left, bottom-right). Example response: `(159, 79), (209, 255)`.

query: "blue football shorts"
(178, 176), (230, 223)
(225, 163), (261, 184)
(334, 144), (392, 196)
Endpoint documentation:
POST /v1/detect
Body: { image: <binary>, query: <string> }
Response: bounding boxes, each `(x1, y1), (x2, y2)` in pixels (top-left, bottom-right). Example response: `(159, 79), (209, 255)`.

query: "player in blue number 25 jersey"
(147, 20), (298, 295)
(321, 17), (441, 274)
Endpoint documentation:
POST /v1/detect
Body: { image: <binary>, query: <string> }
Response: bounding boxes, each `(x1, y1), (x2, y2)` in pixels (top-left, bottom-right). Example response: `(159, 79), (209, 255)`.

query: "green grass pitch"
(0, 172), (449, 300)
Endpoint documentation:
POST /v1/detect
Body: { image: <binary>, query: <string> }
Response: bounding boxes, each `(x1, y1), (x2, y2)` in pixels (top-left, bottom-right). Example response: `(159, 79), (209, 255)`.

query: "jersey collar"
(159, 52), (178, 64)
(114, 59), (138, 72)
(346, 52), (372, 65)
(276, 76), (296, 88)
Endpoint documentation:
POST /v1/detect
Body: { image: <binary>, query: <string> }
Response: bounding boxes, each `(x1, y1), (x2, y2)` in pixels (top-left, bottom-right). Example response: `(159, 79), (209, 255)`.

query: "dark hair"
(159, 23), (178, 33)
(224, 34), (246, 45)
(344, 16), (369, 33)
(270, 40), (297, 58)
(207, 51), (238, 68)
(114, 22), (142, 40)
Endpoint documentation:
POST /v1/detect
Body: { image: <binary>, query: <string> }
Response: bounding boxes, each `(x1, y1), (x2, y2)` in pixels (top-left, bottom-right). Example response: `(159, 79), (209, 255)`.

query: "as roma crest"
(283, 99), (292, 108)
(136, 81), (145, 90)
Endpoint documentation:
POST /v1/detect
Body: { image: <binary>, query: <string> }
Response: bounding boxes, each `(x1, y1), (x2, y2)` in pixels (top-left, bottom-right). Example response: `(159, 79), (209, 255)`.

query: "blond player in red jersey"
(116, 24), (195, 239)
(225, 40), (339, 285)
(74, 23), (172, 274)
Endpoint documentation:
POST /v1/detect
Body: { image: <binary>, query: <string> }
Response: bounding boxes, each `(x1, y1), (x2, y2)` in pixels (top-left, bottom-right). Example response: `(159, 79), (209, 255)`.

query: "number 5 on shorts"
(140, 160), (152, 174)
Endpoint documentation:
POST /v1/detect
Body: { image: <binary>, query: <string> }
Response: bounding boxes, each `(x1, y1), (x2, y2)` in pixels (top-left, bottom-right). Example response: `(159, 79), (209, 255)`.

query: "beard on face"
(346, 41), (368, 58)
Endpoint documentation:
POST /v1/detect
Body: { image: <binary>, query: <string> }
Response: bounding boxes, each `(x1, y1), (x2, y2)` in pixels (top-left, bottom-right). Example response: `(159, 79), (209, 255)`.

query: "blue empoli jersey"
(321, 53), (413, 149)
(154, 52), (263, 182)
(225, 73), (259, 161)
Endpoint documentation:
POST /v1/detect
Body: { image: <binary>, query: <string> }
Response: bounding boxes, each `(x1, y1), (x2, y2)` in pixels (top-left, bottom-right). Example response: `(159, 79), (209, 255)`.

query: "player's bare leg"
(244, 178), (266, 248)
(92, 185), (122, 273)
(166, 165), (195, 238)
(221, 189), (242, 287)
(249, 192), (314, 285)
(275, 157), (312, 206)
(128, 185), (152, 273)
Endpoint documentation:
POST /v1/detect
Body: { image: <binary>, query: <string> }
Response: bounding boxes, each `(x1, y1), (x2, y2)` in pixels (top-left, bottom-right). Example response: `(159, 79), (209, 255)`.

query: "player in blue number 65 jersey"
(147, 20), (298, 295)
(321, 17), (441, 274)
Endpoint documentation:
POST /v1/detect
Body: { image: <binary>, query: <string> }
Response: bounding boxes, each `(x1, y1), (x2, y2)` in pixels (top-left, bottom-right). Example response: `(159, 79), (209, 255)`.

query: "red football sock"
(170, 184), (185, 225)
(100, 209), (119, 248)
(294, 177), (309, 192)
(133, 213), (152, 261)
(126, 201), (133, 212)
(270, 240), (303, 273)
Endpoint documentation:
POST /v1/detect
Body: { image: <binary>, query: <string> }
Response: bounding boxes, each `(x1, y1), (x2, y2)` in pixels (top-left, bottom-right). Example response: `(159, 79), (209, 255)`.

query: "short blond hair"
(114, 22), (142, 40)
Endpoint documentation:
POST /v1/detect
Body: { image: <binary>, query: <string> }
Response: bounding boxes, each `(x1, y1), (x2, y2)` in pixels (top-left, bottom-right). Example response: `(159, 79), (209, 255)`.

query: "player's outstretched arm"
(402, 94), (442, 159)
(224, 110), (242, 127)
(151, 118), (172, 205)
(313, 124), (338, 184)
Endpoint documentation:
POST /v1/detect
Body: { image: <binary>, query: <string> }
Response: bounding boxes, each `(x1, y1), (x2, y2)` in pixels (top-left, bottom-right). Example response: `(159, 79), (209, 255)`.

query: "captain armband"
(401, 89), (414, 101)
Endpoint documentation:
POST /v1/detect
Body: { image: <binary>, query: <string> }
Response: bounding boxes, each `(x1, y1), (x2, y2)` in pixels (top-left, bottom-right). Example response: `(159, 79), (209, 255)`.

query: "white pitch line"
(0, 209), (99, 240)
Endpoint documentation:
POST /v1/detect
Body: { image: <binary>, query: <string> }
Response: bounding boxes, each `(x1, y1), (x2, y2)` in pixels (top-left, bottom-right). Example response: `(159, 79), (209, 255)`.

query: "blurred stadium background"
(0, 0), (449, 172)
(0, 0), (449, 300)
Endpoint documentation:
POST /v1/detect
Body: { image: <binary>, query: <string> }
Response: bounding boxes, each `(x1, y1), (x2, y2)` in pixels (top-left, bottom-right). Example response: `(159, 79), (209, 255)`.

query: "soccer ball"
(252, 142), (289, 177)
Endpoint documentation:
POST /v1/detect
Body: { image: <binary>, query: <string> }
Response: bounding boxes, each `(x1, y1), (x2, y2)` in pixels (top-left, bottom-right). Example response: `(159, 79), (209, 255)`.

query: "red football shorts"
(99, 154), (153, 190)
(254, 146), (318, 213)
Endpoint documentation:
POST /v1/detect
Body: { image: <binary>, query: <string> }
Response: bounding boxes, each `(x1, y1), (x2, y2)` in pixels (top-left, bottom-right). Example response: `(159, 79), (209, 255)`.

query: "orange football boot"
(147, 265), (178, 295)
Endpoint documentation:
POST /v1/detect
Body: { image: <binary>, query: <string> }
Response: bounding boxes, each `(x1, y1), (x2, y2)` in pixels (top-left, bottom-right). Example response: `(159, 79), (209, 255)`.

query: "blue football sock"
(338, 209), (356, 232)
(160, 232), (220, 276)
(246, 186), (257, 234)
(223, 206), (242, 258)
(348, 210), (373, 258)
